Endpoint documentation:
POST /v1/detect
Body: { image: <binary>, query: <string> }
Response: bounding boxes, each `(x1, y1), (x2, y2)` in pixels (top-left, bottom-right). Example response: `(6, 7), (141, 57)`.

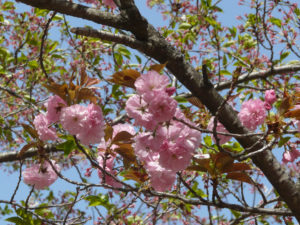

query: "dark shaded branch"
(0, 146), (63, 163)
(39, 12), (57, 79)
(17, 0), (127, 30)
(118, 0), (149, 40)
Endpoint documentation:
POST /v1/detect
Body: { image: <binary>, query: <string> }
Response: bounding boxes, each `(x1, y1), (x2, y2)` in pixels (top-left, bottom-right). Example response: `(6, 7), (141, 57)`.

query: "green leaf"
(56, 138), (76, 156)
(204, 135), (212, 146)
(269, 17), (282, 28)
(34, 8), (49, 17)
(28, 61), (39, 69)
(52, 15), (64, 21)
(3, 1), (15, 10)
(85, 194), (114, 210)
(229, 27), (237, 38)
(117, 46), (131, 59)
(280, 52), (290, 62)
(223, 40), (235, 48)
(278, 136), (291, 147)
(220, 70), (231, 75)
(205, 17), (220, 29)
(5, 216), (25, 224)
(135, 55), (142, 64)
(174, 96), (188, 103)
(178, 23), (192, 30)
(230, 209), (241, 218)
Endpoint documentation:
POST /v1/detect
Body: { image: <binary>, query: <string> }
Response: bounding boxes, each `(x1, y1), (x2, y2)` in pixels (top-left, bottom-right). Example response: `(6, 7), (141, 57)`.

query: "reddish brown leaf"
(284, 108), (300, 120)
(43, 82), (68, 102)
(212, 152), (234, 172)
(21, 123), (39, 139)
(149, 62), (167, 73)
(186, 165), (209, 173)
(104, 125), (113, 142)
(222, 163), (252, 173)
(77, 88), (98, 104)
(114, 143), (136, 163)
(18, 142), (37, 158)
(85, 77), (101, 87)
(192, 157), (212, 174)
(122, 169), (148, 183)
(108, 69), (140, 88)
(226, 172), (253, 184)
(112, 131), (133, 144)
(279, 95), (293, 115)
(80, 66), (88, 86)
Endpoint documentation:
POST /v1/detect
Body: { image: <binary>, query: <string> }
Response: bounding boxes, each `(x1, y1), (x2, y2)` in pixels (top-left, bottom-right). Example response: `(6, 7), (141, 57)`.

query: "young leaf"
(104, 125), (113, 143)
(17, 142), (37, 158)
(121, 169), (148, 183)
(111, 131), (133, 144)
(222, 163), (252, 173)
(108, 69), (140, 88)
(149, 62), (168, 73)
(21, 124), (39, 139)
(226, 172), (253, 184)
(114, 143), (136, 163)
(77, 88), (98, 104)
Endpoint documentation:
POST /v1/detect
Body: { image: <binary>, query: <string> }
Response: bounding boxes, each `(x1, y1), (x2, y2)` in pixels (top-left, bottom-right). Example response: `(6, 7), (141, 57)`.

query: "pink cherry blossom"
(165, 86), (176, 96)
(238, 99), (266, 130)
(76, 104), (105, 145)
(144, 90), (177, 123)
(207, 117), (231, 144)
(264, 90), (276, 105)
(60, 104), (87, 135)
(144, 153), (176, 192)
(45, 95), (66, 123)
(282, 148), (300, 164)
(156, 122), (200, 172)
(125, 94), (157, 130)
(22, 160), (60, 189)
(134, 71), (169, 96)
(33, 113), (58, 141)
(264, 102), (272, 111)
(103, 0), (116, 8)
(97, 153), (122, 188)
(134, 131), (165, 161)
(159, 140), (193, 172)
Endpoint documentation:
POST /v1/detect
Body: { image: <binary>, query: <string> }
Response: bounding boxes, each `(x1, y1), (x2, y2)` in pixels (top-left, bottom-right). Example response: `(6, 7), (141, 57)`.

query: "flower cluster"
(22, 160), (60, 189)
(238, 99), (266, 131)
(126, 71), (201, 191)
(282, 144), (300, 164)
(33, 96), (105, 145)
(126, 71), (178, 130)
(264, 90), (277, 110)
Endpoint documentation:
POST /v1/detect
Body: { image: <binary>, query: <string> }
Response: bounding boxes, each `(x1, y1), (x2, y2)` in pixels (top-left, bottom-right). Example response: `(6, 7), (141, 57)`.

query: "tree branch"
(17, 0), (126, 30)
(216, 64), (300, 90)
(0, 146), (63, 163)
(70, 27), (146, 50)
